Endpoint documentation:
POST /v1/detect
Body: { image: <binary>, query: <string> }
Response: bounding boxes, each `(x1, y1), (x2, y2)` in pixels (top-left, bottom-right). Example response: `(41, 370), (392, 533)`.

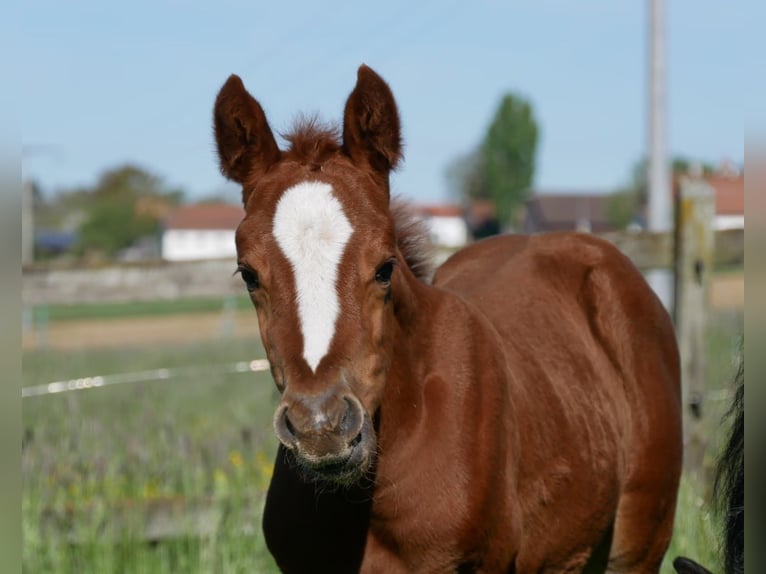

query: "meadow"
(35, 296), (254, 323)
(22, 305), (743, 573)
(23, 336), (281, 573)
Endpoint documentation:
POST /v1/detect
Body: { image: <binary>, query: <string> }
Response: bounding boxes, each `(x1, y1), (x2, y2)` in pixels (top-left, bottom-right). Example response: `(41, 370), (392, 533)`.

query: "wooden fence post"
(673, 177), (715, 478)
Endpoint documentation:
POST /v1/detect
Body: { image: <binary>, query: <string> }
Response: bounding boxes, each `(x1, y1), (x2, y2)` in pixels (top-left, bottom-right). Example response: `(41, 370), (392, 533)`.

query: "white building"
(412, 204), (469, 248)
(161, 203), (244, 261)
(708, 174), (744, 231)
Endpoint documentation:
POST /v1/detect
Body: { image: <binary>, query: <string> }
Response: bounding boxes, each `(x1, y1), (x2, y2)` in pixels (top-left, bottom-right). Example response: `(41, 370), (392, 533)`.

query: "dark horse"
(213, 65), (683, 573)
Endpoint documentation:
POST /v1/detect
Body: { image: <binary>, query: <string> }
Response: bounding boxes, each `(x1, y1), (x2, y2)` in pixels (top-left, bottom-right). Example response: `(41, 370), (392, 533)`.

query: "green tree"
(606, 160), (648, 230)
(75, 164), (184, 257)
(90, 164), (184, 203)
(671, 157), (715, 176)
(446, 93), (538, 229)
(606, 186), (642, 230)
(481, 94), (538, 225)
(77, 197), (159, 256)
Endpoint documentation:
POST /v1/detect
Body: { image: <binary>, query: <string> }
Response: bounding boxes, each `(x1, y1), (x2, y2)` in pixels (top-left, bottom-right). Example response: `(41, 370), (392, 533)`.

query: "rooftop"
(164, 203), (244, 230)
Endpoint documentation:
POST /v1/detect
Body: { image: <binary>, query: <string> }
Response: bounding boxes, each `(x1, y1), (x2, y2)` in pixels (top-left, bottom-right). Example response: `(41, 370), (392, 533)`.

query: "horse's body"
(213, 65), (682, 573)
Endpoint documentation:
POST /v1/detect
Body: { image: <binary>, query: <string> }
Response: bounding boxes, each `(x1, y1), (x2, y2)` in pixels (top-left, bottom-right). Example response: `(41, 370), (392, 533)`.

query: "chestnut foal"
(213, 65), (682, 573)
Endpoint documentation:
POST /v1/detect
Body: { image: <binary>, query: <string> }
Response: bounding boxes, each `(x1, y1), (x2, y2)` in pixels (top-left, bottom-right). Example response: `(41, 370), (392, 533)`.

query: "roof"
(163, 203), (244, 230)
(523, 193), (614, 233)
(410, 203), (464, 218)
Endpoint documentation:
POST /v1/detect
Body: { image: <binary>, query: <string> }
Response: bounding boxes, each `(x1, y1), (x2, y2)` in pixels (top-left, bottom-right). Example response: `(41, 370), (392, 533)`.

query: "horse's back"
(433, 231), (681, 425)
(433, 232), (680, 402)
(433, 232), (683, 572)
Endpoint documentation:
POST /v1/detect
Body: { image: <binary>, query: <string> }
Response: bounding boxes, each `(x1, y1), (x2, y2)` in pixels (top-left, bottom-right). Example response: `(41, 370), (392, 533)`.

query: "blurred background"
(21, 1), (744, 572)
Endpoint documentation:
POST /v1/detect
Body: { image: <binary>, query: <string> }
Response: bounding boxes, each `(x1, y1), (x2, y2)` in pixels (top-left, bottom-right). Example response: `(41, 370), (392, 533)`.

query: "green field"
(23, 337), (281, 573)
(22, 311), (743, 573)
(31, 295), (254, 323)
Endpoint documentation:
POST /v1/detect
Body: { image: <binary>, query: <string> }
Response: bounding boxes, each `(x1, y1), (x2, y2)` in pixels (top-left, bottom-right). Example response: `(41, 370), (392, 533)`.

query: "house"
(702, 173), (744, 230)
(161, 203), (244, 261)
(522, 193), (615, 234)
(409, 204), (469, 248)
(524, 167), (744, 235)
(670, 169), (744, 230)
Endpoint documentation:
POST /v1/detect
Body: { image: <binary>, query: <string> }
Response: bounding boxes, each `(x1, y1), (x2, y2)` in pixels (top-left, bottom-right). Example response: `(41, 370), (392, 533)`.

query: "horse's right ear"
(213, 75), (281, 201)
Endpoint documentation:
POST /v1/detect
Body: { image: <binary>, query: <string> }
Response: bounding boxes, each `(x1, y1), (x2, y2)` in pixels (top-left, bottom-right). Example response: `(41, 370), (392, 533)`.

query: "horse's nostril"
(284, 410), (296, 437)
(340, 396), (364, 443)
(341, 400), (351, 428)
(274, 406), (298, 448)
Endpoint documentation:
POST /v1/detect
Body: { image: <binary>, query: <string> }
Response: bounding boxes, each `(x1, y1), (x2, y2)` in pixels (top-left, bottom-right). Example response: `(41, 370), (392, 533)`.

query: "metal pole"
(648, 0), (671, 232)
(22, 179), (33, 265)
(646, 0), (674, 311)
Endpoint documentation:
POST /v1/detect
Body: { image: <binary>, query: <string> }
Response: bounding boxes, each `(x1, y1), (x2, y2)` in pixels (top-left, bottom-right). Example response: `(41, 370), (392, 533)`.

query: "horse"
(213, 65), (683, 573)
(673, 347), (744, 574)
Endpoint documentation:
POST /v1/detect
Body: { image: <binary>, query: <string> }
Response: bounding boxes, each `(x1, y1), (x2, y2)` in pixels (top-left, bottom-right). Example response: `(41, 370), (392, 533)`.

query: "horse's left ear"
(342, 65), (403, 179)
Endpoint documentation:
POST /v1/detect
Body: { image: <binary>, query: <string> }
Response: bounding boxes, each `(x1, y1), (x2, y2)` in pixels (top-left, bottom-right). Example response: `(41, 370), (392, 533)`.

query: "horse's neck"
(381, 267), (491, 431)
(372, 266), (515, 526)
(389, 267), (438, 383)
(368, 268), (425, 418)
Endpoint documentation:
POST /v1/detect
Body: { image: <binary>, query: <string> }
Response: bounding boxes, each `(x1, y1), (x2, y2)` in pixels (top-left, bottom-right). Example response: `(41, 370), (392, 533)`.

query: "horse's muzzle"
(273, 391), (375, 484)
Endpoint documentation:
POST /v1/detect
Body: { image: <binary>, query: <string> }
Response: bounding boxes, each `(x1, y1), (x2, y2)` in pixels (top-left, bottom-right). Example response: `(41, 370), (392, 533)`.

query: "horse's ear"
(213, 75), (281, 201)
(342, 65), (403, 179)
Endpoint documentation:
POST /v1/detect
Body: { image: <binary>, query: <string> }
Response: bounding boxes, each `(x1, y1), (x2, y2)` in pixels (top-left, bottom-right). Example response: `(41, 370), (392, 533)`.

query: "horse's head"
(214, 66), (405, 485)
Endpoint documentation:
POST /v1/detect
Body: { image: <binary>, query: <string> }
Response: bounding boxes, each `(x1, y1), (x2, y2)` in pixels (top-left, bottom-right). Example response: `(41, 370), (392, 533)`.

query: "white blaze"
(273, 181), (353, 372)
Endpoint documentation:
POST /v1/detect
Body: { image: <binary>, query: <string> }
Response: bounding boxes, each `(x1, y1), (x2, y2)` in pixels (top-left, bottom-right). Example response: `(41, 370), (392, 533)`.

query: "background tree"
(481, 94), (538, 226)
(446, 92), (538, 231)
(74, 164), (184, 258)
(606, 159), (649, 230)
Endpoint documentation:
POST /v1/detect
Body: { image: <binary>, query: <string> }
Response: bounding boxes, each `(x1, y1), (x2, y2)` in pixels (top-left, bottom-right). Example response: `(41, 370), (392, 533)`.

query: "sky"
(20, 0), (747, 205)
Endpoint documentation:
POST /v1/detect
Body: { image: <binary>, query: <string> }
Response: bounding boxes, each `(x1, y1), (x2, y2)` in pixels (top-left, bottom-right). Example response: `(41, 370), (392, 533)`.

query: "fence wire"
(21, 358), (733, 403)
(21, 359), (271, 399)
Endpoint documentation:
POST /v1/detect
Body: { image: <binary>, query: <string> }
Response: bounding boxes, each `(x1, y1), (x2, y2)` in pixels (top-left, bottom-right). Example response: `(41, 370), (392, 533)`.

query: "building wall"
(23, 259), (242, 306)
(162, 229), (237, 261)
(715, 215), (744, 231)
(424, 216), (468, 248)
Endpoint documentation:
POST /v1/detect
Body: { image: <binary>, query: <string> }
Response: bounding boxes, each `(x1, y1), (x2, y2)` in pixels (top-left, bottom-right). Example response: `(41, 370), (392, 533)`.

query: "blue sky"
(21, 0), (745, 204)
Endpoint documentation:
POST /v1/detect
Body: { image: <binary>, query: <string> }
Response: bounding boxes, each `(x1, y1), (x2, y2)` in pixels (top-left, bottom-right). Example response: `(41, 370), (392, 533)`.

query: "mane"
(281, 116), (341, 166)
(714, 344), (744, 574)
(391, 199), (435, 283)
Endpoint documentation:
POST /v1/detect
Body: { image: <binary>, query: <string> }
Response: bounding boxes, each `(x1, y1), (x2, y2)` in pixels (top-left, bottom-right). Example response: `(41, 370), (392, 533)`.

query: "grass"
(31, 295), (254, 323)
(664, 474), (720, 572)
(659, 309), (743, 573)
(23, 337), (281, 573)
(22, 310), (743, 573)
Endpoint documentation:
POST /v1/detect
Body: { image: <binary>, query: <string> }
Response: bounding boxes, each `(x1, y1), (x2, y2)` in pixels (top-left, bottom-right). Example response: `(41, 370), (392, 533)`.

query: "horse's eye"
(375, 260), (395, 285)
(239, 267), (260, 292)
